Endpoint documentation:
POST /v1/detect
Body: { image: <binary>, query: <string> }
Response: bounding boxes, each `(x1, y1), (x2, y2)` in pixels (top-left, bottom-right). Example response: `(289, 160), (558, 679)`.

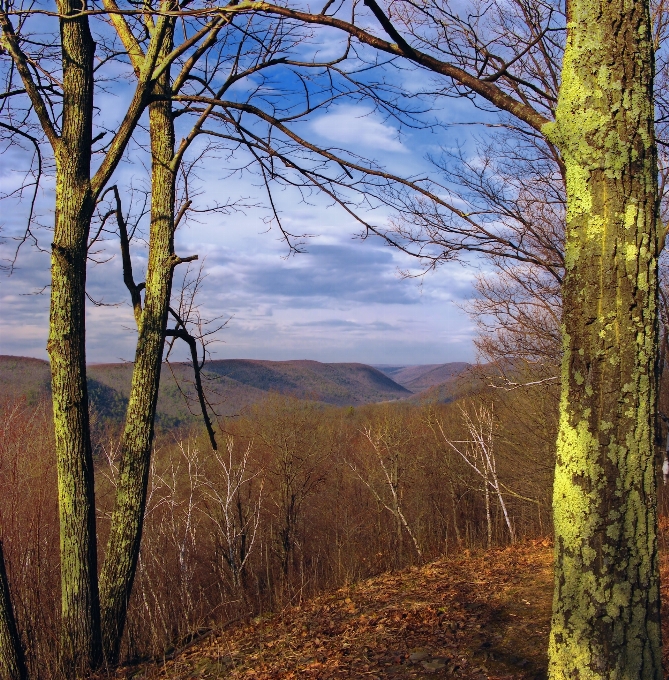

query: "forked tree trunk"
(99, 31), (177, 664)
(48, 1), (102, 672)
(545, 1), (662, 676)
(0, 541), (26, 680)
(3, 0), (169, 672)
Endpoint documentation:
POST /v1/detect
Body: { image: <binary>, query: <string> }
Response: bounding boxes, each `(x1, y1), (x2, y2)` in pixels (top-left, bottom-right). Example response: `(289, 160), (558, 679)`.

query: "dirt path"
(111, 540), (669, 679)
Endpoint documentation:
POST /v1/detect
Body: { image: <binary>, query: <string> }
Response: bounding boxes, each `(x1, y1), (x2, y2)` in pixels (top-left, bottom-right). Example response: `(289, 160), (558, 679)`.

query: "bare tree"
(0, 1), (173, 669)
(251, 397), (330, 580)
(0, 0), (291, 670)
(94, 7), (413, 660)
(439, 402), (515, 546)
(202, 437), (263, 598)
(347, 413), (423, 563)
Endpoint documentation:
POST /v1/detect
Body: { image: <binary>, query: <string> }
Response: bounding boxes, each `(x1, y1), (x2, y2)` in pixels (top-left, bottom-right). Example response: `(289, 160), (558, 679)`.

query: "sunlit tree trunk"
(545, 0), (662, 676)
(3, 0), (173, 671)
(48, 1), (102, 671)
(99, 26), (177, 664)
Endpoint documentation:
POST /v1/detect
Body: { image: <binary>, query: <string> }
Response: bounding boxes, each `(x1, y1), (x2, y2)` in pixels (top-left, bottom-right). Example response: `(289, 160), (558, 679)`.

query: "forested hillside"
(0, 375), (558, 677)
(376, 364), (471, 392)
(103, 539), (669, 679)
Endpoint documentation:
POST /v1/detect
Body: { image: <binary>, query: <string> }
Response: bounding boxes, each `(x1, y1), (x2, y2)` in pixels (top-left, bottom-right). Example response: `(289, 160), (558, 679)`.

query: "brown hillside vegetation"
(105, 539), (669, 679)
(1, 390), (558, 677)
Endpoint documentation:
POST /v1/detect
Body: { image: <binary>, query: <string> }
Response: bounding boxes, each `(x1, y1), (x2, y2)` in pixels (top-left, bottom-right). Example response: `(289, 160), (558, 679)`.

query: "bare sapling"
(439, 403), (515, 546)
(202, 437), (264, 598)
(169, 441), (204, 617)
(348, 421), (423, 562)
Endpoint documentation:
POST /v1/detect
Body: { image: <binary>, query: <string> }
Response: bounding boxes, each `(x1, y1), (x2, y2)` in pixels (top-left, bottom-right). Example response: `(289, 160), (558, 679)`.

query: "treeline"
(0, 374), (558, 676)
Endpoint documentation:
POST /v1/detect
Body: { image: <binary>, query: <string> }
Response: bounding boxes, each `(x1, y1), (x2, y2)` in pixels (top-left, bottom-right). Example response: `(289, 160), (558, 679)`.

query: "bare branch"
(257, 2), (551, 132)
(165, 321), (218, 451)
(0, 11), (59, 147)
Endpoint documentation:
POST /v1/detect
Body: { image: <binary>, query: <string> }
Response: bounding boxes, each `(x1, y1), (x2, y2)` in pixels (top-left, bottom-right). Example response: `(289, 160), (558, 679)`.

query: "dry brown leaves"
(112, 539), (669, 680)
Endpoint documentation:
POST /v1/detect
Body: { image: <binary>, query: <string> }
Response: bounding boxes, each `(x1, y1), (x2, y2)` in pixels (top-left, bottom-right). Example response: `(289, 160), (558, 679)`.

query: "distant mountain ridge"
(203, 359), (410, 405)
(374, 362), (476, 405)
(375, 362), (472, 391)
(0, 356), (412, 424)
(0, 356), (478, 424)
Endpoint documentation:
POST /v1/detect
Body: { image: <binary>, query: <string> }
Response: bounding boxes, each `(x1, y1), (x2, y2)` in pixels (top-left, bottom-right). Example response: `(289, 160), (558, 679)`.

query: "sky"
(0, 17), (488, 367)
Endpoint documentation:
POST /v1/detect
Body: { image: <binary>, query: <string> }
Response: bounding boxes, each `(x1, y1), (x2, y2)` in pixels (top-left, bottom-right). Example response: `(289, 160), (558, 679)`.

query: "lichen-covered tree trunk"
(48, 1), (102, 673)
(99, 33), (177, 664)
(0, 540), (26, 680)
(545, 1), (662, 677)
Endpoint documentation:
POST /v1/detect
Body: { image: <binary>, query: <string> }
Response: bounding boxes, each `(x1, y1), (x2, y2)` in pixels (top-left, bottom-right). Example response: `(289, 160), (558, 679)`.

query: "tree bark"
(99, 27), (177, 664)
(0, 541), (27, 680)
(47, 1), (102, 672)
(545, 1), (662, 676)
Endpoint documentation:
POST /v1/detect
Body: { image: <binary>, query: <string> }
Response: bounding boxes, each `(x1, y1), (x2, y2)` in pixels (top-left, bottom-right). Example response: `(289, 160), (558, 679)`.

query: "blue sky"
(0, 14), (489, 366)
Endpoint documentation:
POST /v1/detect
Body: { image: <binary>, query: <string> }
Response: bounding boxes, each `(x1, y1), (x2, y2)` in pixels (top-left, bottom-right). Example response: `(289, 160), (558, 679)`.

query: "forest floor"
(111, 538), (669, 680)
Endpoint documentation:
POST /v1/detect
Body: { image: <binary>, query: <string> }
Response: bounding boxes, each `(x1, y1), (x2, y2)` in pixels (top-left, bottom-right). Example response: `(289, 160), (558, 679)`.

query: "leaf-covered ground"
(113, 540), (669, 679)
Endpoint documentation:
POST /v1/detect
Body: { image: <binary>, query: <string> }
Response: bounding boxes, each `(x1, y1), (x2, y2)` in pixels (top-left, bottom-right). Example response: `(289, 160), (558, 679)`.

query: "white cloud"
(310, 106), (408, 153)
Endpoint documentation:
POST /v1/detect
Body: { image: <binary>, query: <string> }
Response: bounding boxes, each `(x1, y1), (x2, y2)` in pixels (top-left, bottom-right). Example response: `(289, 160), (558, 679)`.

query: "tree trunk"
(99, 31), (176, 664)
(483, 470), (491, 550)
(449, 481), (462, 545)
(48, 2), (102, 672)
(545, 1), (662, 676)
(492, 477), (514, 545)
(0, 541), (26, 680)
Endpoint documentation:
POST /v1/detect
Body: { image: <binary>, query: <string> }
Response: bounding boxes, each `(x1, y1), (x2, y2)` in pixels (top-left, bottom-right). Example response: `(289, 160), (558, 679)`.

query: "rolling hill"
(203, 359), (411, 405)
(374, 362), (476, 404)
(375, 362), (472, 392)
(0, 355), (52, 405)
(0, 356), (412, 425)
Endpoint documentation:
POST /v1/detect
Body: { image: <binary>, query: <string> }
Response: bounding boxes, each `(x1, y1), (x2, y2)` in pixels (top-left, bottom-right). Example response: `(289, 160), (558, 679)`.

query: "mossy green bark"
(47, 0), (102, 673)
(99, 24), (177, 663)
(544, 0), (661, 676)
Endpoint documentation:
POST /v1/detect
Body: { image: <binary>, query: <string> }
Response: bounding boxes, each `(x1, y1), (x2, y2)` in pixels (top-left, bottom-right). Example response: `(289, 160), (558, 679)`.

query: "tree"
(202, 437), (264, 598)
(544, 4), (659, 673)
(425, 127), (565, 375)
(347, 409), (423, 564)
(96, 13), (182, 662)
(94, 7), (392, 660)
(251, 0), (663, 674)
(252, 396), (330, 580)
(0, 1), (243, 671)
(0, 1), (163, 668)
(439, 402), (516, 547)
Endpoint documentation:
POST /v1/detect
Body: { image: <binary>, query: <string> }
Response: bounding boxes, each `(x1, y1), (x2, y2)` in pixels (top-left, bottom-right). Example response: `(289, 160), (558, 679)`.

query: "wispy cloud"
(310, 106), (407, 153)
(294, 318), (398, 331)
